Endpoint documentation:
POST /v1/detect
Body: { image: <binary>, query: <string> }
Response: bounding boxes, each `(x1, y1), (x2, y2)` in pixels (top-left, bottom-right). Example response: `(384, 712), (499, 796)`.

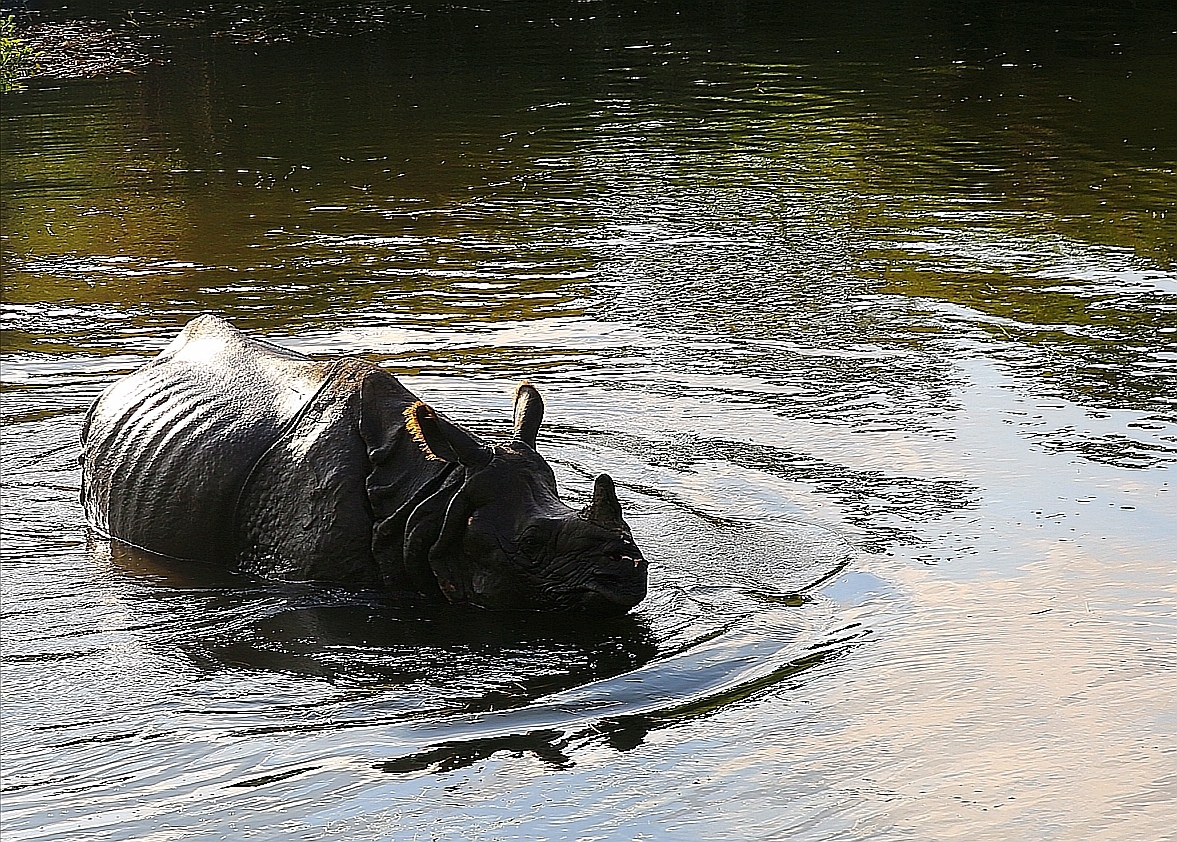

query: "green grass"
(1, 15), (38, 93)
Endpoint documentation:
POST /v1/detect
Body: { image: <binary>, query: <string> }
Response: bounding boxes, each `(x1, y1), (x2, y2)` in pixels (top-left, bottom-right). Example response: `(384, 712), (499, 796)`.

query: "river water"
(2, 2), (1175, 839)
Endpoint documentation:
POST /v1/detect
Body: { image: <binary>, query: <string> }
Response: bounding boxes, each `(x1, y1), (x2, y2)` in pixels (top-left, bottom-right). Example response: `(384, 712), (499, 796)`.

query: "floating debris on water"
(6, 19), (160, 83)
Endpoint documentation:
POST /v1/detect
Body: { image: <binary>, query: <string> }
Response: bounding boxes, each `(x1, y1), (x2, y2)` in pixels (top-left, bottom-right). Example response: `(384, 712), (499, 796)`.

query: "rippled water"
(2, 2), (1175, 839)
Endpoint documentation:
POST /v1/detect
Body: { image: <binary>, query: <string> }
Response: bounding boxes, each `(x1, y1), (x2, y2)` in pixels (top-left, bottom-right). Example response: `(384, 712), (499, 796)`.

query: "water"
(2, 2), (1175, 839)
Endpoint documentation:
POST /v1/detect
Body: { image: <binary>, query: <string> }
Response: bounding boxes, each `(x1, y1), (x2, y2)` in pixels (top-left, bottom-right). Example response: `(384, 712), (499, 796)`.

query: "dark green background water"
(2, 2), (1175, 839)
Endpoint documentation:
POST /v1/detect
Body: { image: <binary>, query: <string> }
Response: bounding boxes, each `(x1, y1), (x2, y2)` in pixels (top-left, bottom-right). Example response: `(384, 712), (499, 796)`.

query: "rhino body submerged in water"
(81, 315), (647, 613)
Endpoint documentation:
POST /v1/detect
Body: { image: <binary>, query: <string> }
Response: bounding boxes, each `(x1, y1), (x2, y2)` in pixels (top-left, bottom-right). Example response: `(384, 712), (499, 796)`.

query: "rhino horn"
(583, 473), (625, 530)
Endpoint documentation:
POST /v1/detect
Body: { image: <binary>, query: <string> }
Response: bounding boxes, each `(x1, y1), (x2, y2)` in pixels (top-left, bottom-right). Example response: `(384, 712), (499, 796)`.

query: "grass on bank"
(1, 15), (38, 93)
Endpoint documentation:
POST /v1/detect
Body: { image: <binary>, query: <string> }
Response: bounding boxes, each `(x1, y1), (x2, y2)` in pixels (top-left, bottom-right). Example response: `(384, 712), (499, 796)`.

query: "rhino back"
(81, 315), (336, 561)
(234, 362), (382, 584)
(232, 362), (456, 589)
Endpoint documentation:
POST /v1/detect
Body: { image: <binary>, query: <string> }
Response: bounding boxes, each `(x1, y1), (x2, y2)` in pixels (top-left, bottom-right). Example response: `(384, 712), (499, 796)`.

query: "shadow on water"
(372, 643), (843, 775)
(105, 542), (660, 710)
(100, 505), (856, 772)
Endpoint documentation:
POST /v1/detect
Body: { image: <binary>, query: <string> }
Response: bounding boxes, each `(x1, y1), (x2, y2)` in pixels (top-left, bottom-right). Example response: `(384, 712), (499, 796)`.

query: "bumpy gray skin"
(81, 315), (647, 613)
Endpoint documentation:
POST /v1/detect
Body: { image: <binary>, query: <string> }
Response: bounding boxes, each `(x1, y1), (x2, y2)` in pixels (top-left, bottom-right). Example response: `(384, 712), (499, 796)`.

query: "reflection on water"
(105, 543), (664, 717)
(2, 0), (1175, 839)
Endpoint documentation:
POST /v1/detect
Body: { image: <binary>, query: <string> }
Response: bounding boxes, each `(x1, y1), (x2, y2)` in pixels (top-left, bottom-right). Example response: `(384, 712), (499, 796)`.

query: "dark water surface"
(2, 2), (1175, 839)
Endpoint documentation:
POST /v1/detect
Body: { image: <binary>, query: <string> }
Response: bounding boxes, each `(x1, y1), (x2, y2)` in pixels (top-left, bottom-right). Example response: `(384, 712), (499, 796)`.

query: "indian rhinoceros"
(80, 315), (647, 613)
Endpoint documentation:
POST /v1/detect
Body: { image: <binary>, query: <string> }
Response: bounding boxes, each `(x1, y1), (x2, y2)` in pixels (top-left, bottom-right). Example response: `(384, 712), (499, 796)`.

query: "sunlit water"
(2, 2), (1175, 839)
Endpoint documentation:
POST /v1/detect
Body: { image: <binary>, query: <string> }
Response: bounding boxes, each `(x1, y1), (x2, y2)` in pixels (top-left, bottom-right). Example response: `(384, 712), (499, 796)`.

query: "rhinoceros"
(80, 315), (647, 613)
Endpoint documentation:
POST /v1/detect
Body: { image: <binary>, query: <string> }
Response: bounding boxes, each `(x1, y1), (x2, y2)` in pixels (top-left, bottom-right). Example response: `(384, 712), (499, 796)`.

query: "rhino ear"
(512, 382), (544, 449)
(405, 401), (494, 470)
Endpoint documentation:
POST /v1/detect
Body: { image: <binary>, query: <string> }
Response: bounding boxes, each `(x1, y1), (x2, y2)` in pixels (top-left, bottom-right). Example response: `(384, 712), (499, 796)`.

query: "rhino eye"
(517, 528), (549, 556)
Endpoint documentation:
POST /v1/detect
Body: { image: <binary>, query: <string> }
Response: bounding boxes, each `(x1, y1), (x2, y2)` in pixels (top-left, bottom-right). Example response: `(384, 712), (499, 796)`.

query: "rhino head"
(401, 384), (648, 614)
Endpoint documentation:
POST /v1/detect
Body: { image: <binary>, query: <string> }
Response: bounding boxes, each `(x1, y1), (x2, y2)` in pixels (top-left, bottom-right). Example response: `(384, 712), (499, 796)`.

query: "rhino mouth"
(605, 546), (645, 568)
(580, 544), (648, 612)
